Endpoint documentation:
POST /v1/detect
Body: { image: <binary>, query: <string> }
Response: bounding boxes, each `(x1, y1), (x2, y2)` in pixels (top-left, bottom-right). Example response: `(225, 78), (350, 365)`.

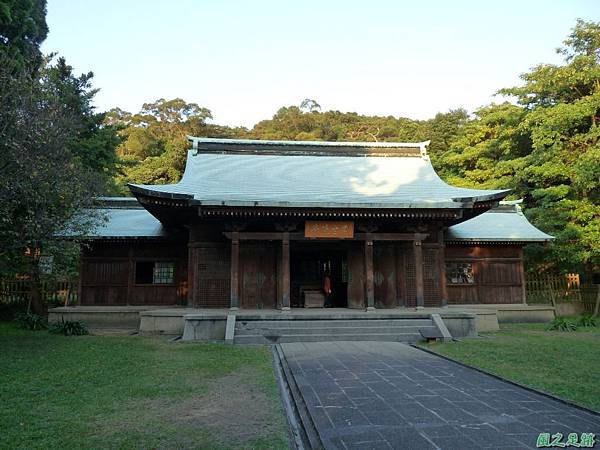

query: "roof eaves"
(445, 237), (553, 243)
(128, 184), (194, 200)
(191, 199), (466, 209)
(451, 189), (511, 203)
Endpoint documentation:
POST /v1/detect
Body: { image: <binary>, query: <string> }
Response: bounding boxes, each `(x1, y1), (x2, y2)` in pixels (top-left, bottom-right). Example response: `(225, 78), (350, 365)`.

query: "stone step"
(235, 318), (434, 329)
(234, 333), (424, 345)
(235, 325), (437, 336)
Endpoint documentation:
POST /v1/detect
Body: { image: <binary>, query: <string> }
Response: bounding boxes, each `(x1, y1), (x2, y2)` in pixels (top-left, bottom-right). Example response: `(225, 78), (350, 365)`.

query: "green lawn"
(423, 323), (600, 411)
(0, 322), (289, 450)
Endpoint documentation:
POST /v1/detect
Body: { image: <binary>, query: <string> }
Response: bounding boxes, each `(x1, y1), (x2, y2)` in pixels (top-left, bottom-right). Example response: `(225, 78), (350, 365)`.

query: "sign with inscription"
(305, 221), (354, 239)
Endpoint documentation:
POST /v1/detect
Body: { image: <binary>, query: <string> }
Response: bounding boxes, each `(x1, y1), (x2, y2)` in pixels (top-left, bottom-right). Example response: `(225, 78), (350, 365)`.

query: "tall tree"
(249, 100), (437, 143)
(0, 0), (48, 72)
(0, 60), (107, 314)
(43, 57), (121, 189)
(109, 98), (248, 189)
(425, 109), (470, 164)
(439, 20), (600, 274)
(0, 0), (120, 313)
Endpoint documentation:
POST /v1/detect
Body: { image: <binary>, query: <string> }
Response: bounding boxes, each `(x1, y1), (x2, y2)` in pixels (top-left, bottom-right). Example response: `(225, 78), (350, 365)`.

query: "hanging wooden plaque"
(305, 221), (354, 239)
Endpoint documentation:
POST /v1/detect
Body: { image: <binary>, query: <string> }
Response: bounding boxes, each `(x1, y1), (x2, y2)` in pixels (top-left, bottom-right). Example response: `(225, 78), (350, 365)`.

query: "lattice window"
(196, 247), (230, 307)
(153, 262), (175, 284)
(424, 249), (441, 306)
(135, 261), (175, 284)
(197, 279), (229, 307)
(446, 262), (474, 285)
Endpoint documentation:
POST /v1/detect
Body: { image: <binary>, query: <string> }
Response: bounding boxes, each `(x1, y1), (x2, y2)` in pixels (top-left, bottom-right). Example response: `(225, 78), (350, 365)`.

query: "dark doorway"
(290, 244), (348, 308)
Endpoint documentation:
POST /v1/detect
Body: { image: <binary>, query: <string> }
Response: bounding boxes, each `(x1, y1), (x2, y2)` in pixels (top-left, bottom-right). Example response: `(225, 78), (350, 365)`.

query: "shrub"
(0, 301), (28, 321)
(546, 317), (577, 332)
(577, 314), (598, 328)
(14, 312), (48, 330)
(49, 318), (89, 336)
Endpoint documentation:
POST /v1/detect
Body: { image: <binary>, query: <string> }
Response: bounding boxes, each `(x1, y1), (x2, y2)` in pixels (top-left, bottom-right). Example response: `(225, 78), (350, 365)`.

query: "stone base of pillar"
(366, 306), (376, 311)
(281, 306), (291, 313)
(415, 306), (425, 310)
(229, 306), (239, 311)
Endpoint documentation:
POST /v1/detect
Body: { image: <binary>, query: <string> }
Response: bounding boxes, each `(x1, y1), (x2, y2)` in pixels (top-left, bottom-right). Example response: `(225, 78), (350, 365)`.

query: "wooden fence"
(0, 278), (78, 306)
(580, 285), (600, 315)
(526, 273), (600, 314)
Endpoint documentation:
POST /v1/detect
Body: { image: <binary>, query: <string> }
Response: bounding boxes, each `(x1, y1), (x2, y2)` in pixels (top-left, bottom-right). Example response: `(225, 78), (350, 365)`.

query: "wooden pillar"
(126, 246), (133, 306)
(78, 248), (85, 306)
(281, 232), (291, 311)
(187, 245), (195, 307)
(230, 232), (240, 310)
(519, 247), (527, 304)
(438, 231), (448, 307)
(364, 238), (375, 310)
(414, 240), (425, 308)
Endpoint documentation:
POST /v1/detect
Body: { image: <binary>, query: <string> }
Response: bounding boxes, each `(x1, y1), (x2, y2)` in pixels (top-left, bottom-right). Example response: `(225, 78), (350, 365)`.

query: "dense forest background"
(108, 20), (600, 276)
(1, 1), (599, 291)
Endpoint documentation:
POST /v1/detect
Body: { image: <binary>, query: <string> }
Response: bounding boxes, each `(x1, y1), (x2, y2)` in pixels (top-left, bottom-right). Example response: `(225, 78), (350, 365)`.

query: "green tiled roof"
(82, 208), (168, 239)
(129, 138), (509, 208)
(446, 204), (553, 243)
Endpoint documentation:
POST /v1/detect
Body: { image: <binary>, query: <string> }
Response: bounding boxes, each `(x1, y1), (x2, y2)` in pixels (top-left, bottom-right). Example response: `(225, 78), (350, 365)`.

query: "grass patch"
(0, 322), (289, 449)
(422, 322), (600, 411)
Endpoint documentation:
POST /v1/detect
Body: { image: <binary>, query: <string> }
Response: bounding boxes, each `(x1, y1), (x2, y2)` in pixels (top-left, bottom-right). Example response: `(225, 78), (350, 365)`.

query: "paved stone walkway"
(280, 341), (600, 450)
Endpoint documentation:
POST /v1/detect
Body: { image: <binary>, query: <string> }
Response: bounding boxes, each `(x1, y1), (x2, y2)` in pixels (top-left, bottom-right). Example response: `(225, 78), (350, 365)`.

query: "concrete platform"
(450, 304), (556, 324)
(48, 303), (556, 337)
(178, 308), (479, 341)
(48, 305), (169, 330)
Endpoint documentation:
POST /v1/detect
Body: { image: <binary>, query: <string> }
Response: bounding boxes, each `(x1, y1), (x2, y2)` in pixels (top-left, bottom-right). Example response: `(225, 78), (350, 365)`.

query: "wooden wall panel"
(477, 260), (523, 304)
(403, 245), (416, 307)
(82, 246), (128, 258)
(445, 245), (521, 259)
(482, 286), (523, 304)
(240, 243), (277, 309)
(478, 261), (522, 285)
(447, 285), (479, 304)
(423, 248), (441, 307)
(446, 245), (525, 305)
(193, 244), (230, 308)
(347, 242), (365, 309)
(80, 259), (128, 305)
(81, 241), (188, 306)
(81, 286), (128, 305)
(81, 260), (129, 286)
(128, 286), (181, 306)
(373, 243), (397, 308)
(394, 245), (443, 308)
(395, 244), (407, 307)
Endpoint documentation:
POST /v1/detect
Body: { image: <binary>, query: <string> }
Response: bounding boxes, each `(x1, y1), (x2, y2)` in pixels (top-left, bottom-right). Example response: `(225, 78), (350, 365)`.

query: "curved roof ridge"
(188, 136), (430, 149)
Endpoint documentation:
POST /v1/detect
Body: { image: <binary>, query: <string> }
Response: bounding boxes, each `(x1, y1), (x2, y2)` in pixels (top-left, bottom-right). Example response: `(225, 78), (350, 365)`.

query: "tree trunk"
(28, 252), (46, 316)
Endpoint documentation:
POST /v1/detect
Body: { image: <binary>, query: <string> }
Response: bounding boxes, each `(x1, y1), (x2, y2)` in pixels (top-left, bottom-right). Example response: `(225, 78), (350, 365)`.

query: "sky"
(42, 0), (600, 128)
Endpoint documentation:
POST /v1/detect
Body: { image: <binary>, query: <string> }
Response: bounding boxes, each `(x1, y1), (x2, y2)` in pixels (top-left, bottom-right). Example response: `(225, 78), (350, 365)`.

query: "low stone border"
(271, 345), (323, 450)
(413, 344), (600, 417)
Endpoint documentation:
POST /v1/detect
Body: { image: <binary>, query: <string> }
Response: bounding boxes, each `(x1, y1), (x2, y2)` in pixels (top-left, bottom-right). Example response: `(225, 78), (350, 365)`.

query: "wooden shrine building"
(77, 137), (552, 310)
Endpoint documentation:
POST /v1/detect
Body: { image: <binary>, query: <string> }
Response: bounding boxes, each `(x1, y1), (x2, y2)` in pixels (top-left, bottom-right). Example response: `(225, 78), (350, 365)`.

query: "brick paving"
(280, 341), (600, 450)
